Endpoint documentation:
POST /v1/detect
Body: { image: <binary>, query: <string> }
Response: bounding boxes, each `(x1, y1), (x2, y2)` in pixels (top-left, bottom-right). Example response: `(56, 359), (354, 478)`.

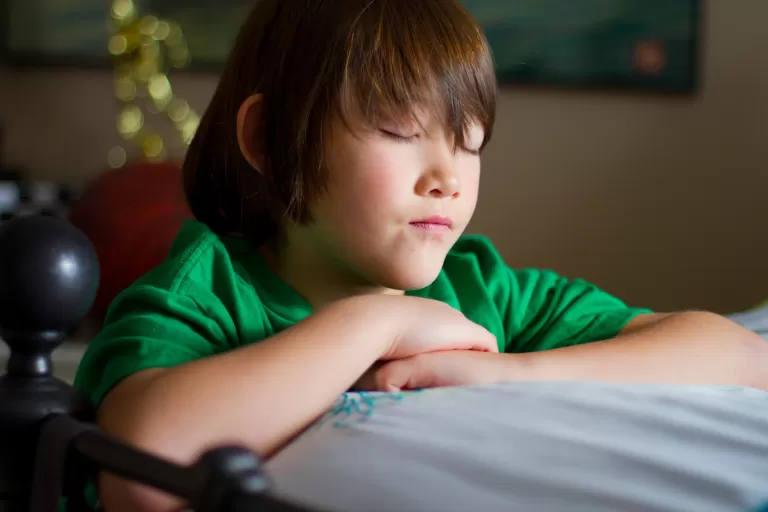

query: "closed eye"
(455, 144), (481, 156)
(380, 129), (418, 142)
(380, 128), (480, 155)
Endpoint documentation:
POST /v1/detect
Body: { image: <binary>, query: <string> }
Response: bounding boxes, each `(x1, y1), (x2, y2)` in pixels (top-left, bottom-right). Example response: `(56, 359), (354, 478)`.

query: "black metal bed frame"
(0, 214), (319, 511)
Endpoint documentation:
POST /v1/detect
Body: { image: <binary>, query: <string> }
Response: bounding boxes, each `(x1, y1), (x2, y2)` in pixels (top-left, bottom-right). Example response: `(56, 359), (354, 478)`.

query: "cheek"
(459, 160), (481, 211)
(328, 148), (411, 214)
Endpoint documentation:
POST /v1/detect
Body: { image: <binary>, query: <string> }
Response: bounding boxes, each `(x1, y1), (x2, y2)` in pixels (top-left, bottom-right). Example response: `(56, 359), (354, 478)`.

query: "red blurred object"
(68, 161), (192, 323)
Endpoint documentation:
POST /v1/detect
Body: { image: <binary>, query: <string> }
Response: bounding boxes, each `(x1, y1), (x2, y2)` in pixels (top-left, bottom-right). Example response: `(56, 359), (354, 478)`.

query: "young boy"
(73, 0), (768, 510)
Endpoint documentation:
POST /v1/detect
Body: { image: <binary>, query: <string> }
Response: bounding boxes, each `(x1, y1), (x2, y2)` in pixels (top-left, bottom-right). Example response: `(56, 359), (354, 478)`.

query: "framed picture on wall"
(1, 0), (701, 93)
(469, 0), (701, 93)
(0, 0), (252, 71)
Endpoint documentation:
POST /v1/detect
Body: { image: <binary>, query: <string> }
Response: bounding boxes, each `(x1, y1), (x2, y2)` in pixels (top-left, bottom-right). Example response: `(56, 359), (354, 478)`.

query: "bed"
(0, 214), (766, 512)
(727, 304), (768, 341)
(268, 382), (768, 512)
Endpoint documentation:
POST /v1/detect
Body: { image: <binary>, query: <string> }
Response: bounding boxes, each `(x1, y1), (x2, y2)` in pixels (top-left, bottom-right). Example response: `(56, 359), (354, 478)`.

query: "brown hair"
(183, 0), (497, 246)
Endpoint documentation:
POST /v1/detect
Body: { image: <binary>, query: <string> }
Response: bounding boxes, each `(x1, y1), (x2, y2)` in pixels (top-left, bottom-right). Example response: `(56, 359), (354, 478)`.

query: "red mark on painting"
(633, 40), (667, 75)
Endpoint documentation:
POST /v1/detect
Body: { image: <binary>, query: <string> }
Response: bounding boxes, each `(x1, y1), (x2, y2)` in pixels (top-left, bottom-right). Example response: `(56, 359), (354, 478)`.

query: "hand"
(378, 296), (499, 360)
(356, 350), (512, 391)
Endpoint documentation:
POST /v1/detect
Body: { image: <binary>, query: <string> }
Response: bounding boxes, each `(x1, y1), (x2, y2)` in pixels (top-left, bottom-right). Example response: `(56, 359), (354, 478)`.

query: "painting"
(1, 0), (252, 71)
(1, 0), (700, 92)
(469, 0), (700, 92)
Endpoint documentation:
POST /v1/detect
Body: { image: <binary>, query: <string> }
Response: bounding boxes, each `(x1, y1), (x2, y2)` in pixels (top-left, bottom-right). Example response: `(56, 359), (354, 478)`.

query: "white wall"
(1, 0), (767, 313)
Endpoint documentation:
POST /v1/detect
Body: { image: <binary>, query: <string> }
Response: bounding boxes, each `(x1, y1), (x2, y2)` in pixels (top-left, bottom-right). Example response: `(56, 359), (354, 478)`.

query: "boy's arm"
(509, 310), (768, 389)
(496, 262), (768, 388)
(97, 295), (397, 512)
(360, 311), (768, 392)
(95, 292), (495, 512)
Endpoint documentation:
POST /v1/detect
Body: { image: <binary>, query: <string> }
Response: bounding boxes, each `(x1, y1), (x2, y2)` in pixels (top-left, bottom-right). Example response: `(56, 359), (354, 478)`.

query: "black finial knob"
(0, 214), (99, 508)
(0, 214), (99, 376)
(194, 446), (271, 512)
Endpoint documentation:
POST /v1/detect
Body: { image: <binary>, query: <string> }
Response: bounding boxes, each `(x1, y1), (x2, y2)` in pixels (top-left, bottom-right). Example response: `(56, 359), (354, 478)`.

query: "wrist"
(324, 294), (403, 358)
(498, 352), (535, 382)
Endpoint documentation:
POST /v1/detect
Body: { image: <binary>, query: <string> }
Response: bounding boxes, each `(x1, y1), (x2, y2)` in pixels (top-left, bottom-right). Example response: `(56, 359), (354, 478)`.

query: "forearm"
(98, 296), (393, 511)
(511, 312), (768, 390)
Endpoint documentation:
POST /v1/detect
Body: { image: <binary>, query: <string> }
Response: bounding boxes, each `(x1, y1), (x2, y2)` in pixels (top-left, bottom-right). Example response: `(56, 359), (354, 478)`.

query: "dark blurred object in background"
(68, 161), (192, 324)
(0, 123), (24, 221)
(0, 123), (79, 222)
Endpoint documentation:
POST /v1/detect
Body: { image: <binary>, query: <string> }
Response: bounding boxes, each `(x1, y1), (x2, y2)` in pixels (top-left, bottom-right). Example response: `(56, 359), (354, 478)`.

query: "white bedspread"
(267, 382), (768, 512)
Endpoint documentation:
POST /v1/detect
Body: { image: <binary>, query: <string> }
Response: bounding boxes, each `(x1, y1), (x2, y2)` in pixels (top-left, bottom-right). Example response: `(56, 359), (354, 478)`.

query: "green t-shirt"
(74, 220), (651, 408)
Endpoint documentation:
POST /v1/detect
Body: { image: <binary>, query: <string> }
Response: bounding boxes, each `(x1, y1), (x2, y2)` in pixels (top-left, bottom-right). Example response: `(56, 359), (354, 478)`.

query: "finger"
(354, 370), (377, 391)
(360, 368), (401, 392)
(467, 326), (499, 353)
(354, 362), (386, 390)
(445, 322), (498, 353)
(375, 358), (426, 391)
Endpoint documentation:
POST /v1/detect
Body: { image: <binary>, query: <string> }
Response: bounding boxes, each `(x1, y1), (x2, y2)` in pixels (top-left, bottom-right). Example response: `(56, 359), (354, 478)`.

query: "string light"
(108, 0), (200, 166)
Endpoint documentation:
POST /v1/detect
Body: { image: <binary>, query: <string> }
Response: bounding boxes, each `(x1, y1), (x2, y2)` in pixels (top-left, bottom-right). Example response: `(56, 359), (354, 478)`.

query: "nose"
(415, 162), (460, 199)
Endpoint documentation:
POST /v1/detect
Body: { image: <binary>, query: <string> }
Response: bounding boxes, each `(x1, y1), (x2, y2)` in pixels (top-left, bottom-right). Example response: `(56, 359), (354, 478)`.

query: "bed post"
(0, 214), (99, 510)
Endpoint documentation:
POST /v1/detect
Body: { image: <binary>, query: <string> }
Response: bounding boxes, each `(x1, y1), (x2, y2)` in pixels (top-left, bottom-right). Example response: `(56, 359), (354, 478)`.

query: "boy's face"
(289, 108), (485, 292)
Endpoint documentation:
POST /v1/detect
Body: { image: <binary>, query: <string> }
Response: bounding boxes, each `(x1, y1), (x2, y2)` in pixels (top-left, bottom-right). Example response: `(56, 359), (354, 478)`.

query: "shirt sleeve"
(73, 282), (238, 409)
(499, 267), (653, 353)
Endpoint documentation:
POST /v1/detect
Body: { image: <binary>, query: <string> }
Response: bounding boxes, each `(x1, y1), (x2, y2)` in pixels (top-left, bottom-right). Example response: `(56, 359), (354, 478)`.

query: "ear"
(236, 94), (267, 173)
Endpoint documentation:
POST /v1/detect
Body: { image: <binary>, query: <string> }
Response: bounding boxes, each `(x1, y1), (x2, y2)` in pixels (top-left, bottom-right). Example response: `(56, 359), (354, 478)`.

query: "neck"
(262, 232), (403, 310)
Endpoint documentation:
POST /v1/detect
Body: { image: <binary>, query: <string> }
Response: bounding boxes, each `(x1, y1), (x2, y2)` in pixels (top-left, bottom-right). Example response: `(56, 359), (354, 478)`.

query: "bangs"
(336, 0), (497, 150)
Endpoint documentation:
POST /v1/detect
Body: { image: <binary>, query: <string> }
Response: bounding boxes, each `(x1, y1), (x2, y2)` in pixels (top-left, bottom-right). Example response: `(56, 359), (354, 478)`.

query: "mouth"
(409, 216), (453, 232)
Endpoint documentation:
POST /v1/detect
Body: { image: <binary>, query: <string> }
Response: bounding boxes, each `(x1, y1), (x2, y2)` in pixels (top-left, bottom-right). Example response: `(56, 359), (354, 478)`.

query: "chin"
(367, 251), (447, 291)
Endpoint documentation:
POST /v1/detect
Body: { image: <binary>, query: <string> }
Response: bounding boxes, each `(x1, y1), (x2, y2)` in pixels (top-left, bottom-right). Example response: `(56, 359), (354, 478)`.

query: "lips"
(409, 216), (453, 230)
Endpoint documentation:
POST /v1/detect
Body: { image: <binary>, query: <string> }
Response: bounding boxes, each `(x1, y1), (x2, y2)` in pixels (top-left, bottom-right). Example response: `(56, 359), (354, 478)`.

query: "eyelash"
(379, 130), (481, 156)
(381, 130), (416, 142)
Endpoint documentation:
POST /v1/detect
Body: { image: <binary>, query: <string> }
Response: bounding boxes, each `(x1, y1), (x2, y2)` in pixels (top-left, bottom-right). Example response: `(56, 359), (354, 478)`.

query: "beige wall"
(1, 0), (767, 313)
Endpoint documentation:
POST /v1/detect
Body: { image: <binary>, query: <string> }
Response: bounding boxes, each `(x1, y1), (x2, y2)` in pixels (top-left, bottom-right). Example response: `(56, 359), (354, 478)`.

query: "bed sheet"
(267, 382), (768, 512)
(728, 305), (768, 341)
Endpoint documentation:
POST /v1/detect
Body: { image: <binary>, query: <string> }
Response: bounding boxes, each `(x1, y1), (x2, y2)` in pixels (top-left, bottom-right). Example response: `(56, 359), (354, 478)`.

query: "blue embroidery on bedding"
(317, 391), (420, 429)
